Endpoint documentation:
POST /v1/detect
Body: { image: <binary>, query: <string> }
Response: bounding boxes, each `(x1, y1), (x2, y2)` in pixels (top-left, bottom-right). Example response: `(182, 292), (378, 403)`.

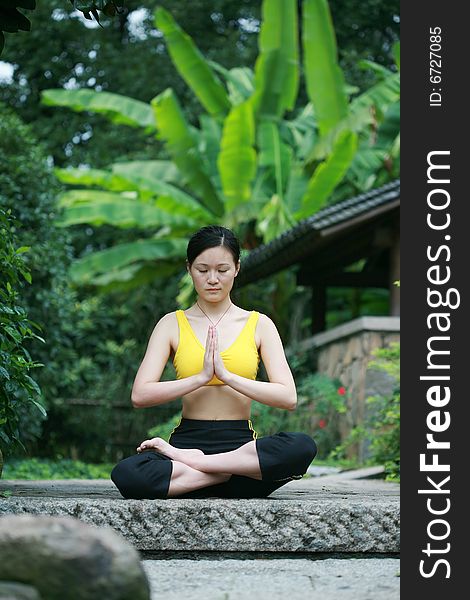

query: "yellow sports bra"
(173, 310), (260, 385)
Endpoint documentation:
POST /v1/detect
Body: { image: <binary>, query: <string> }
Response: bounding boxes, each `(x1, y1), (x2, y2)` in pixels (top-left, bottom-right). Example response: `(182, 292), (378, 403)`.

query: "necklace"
(196, 300), (233, 327)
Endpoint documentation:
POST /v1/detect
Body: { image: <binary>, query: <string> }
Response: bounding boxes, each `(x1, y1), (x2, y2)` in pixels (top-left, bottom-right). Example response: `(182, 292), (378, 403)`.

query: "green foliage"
(148, 411), (183, 442)
(0, 1), (262, 168)
(0, 208), (45, 456)
(2, 457), (114, 479)
(41, 0), (400, 291)
(249, 372), (346, 459)
(35, 283), (182, 463)
(334, 342), (400, 480)
(302, 0), (348, 136)
(0, 104), (182, 462)
(0, 103), (77, 447)
(0, 1), (400, 463)
(365, 343), (400, 480)
(0, 0), (398, 169)
(154, 7), (231, 117)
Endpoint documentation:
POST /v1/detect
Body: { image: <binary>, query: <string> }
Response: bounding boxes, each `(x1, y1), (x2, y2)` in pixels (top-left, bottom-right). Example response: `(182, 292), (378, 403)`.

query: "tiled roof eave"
(236, 180), (400, 286)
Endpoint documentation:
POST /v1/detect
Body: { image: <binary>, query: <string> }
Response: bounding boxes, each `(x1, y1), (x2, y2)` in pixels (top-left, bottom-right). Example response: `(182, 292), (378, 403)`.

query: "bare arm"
(131, 313), (214, 408)
(214, 314), (297, 410)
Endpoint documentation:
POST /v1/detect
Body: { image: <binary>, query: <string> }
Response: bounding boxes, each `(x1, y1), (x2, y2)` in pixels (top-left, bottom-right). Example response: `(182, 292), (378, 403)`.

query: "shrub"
(0, 104), (183, 462)
(147, 410), (184, 442)
(0, 102), (74, 449)
(332, 342), (400, 480)
(247, 371), (346, 459)
(0, 208), (46, 457)
(1, 457), (114, 480)
(364, 342), (400, 480)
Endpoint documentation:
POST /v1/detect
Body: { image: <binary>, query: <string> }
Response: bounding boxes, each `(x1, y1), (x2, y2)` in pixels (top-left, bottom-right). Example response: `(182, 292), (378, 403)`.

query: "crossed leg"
(138, 437), (263, 484)
(167, 461), (232, 497)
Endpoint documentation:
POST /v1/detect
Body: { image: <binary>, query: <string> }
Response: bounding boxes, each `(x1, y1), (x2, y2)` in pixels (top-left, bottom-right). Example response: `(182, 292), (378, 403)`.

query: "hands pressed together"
(201, 324), (230, 384)
(136, 326), (230, 454)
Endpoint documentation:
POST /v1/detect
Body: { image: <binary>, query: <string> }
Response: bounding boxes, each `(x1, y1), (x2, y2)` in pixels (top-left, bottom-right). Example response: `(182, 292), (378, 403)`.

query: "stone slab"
(299, 316), (400, 351)
(0, 473), (399, 554)
(141, 557), (400, 600)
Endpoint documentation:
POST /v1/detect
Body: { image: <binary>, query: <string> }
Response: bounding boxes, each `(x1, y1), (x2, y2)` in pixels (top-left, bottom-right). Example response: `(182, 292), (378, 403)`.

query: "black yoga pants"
(111, 418), (317, 500)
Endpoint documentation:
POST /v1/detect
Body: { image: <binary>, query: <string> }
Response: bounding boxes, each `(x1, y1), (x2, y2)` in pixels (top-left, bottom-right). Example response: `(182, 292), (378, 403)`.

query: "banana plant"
(41, 0), (399, 290)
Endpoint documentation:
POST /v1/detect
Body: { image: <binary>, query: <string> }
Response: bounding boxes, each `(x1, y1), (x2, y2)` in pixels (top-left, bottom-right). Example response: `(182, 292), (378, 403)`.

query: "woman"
(111, 225), (317, 499)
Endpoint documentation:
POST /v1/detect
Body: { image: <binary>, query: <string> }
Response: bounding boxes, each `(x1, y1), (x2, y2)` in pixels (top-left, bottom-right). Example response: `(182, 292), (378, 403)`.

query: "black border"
(401, 1), (468, 595)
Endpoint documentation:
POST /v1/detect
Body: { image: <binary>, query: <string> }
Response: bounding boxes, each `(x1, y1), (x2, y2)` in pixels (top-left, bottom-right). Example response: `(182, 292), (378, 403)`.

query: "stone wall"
(297, 317), (400, 460)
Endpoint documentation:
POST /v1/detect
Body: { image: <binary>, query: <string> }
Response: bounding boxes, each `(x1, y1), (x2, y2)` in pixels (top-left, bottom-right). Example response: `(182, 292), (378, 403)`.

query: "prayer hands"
(201, 325), (229, 384)
(212, 326), (229, 382)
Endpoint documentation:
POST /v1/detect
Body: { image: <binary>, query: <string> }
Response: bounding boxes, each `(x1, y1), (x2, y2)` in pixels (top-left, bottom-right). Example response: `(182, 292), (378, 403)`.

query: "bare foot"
(137, 437), (204, 467)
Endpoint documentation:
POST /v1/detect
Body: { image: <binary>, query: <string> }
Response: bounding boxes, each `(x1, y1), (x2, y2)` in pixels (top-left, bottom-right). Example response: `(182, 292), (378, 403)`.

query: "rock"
(0, 582), (41, 600)
(0, 515), (150, 600)
(0, 478), (400, 553)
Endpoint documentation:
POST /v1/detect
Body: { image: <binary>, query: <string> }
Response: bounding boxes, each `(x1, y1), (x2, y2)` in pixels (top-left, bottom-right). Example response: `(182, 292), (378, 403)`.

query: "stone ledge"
(298, 316), (400, 351)
(0, 475), (399, 554)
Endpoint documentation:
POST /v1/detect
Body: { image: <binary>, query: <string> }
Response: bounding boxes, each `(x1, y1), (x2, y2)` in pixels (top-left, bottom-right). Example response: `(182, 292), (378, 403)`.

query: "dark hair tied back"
(187, 225), (240, 267)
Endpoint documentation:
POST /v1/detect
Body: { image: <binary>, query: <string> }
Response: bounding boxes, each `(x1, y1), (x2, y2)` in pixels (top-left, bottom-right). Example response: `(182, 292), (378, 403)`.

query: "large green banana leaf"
(348, 148), (389, 191)
(151, 89), (224, 217)
(91, 261), (182, 292)
(302, 0), (348, 136)
(350, 72), (400, 120)
(348, 101), (400, 190)
(283, 163), (309, 214)
(258, 120), (292, 198)
(375, 102), (400, 149)
(155, 7), (231, 117)
(57, 197), (197, 229)
(70, 237), (188, 284)
(295, 129), (358, 219)
(111, 160), (180, 184)
(209, 62), (254, 106)
(256, 193), (297, 243)
(251, 0), (299, 119)
(282, 103), (317, 159)
(198, 115), (222, 180)
(54, 167), (136, 191)
(55, 163), (208, 218)
(57, 190), (131, 207)
(58, 179), (209, 222)
(217, 100), (257, 211)
(54, 160), (179, 191)
(110, 162), (210, 218)
(41, 89), (156, 131)
(307, 72), (400, 162)
(357, 59), (394, 79)
(260, 0), (298, 112)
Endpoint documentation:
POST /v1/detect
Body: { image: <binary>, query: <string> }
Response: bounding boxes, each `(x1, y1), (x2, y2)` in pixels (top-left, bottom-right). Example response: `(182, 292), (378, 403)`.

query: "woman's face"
(187, 246), (240, 302)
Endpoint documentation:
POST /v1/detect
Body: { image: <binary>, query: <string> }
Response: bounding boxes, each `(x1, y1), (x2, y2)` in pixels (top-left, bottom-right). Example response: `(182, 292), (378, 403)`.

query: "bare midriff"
(181, 385), (252, 420)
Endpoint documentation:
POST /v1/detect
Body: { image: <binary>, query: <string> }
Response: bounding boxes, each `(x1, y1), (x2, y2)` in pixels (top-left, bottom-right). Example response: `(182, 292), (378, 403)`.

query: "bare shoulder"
(161, 310), (179, 324)
(256, 312), (277, 330)
(155, 310), (179, 343)
(152, 310), (177, 331)
(255, 312), (280, 346)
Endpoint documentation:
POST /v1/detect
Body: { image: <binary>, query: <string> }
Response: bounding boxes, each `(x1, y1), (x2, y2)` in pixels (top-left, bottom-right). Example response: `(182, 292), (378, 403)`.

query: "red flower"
(337, 386), (346, 395)
(318, 419), (327, 429)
